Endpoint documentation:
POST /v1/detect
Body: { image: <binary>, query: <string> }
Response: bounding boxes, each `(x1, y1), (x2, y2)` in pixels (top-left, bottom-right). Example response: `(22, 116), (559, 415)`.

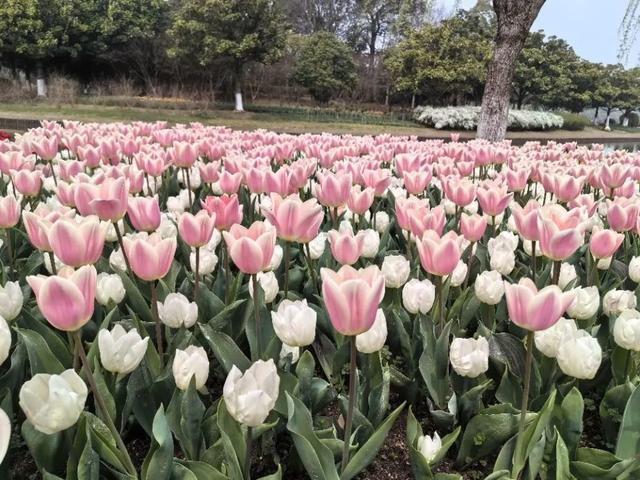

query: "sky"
(441, 0), (640, 66)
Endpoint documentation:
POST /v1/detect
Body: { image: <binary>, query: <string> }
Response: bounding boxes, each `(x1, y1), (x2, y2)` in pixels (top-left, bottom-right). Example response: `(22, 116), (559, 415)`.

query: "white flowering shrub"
(413, 106), (564, 130)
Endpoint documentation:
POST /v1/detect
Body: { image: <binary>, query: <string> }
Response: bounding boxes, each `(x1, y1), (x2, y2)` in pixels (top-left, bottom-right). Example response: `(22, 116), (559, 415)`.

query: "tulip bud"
(474, 270), (505, 305)
(448, 260), (468, 287)
(449, 336), (489, 378)
(190, 249), (218, 275)
(629, 256), (640, 283)
(417, 432), (442, 463)
(98, 325), (149, 375)
(614, 309), (640, 351)
(373, 211), (390, 233)
(356, 309), (388, 353)
(95, 273), (126, 307)
(0, 281), (23, 321)
(158, 293), (198, 329)
(567, 286), (600, 320)
(402, 278), (435, 314)
(489, 246), (515, 276)
(109, 248), (128, 273)
(223, 359), (280, 426)
(361, 229), (381, 258)
(19, 369), (88, 434)
(0, 407), (9, 463)
(249, 271), (279, 304)
(172, 346), (209, 391)
(597, 256), (612, 270)
(280, 343), (300, 364)
(0, 316), (10, 366)
(603, 289), (636, 316)
(556, 330), (602, 379)
(268, 245), (283, 271)
(381, 255), (410, 288)
(309, 232), (327, 260)
(271, 299), (316, 347)
(558, 263), (577, 290)
(534, 317), (578, 358)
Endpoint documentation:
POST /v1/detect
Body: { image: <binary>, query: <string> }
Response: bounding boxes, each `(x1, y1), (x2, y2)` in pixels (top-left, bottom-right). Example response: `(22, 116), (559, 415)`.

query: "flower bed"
(0, 123), (638, 479)
(414, 105), (564, 130)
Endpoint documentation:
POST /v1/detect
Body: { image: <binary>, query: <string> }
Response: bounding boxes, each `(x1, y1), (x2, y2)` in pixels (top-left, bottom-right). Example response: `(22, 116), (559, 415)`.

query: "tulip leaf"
(216, 400), (245, 480)
(170, 462), (198, 480)
(142, 405), (174, 480)
(571, 448), (640, 479)
(173, 460), (229, 480)
(599, 382), (634, 445)
(84, 412), (130, 474)
(555, 429), (573, 480)
(339, 401), (405, 480)
(19, 310), (72, 367)
(295, 349), (315, 406)
(555, 387), (584, 456)
(93, 361), (117, 428)
(616, 384), (640, 459)
(364, 352), (391, 428)
(181, 380), (205, 460)
(257, 463), (283, 480)
(419, 318), (451, 410)
(15, 327), (65, 375)
(199, 324), (250, 373)
(119, 272), (154, 323)
(78, 430), (100, 480)
(406, 407), (434, 479)
(285, 392), (340, 480)
(21, 420), (68, 475)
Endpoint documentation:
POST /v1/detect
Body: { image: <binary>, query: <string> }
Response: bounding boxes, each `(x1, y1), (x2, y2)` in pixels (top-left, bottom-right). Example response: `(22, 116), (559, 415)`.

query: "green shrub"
(558, 112), (590, 131)
(628, 112), (640, 127)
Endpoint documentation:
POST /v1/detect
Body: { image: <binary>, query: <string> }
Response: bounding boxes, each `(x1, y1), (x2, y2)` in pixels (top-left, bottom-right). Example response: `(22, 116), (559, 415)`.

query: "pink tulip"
(11, 170), (42, 197)
(171, 142), (198, 168)
(124, 233), (177, 281)
(27, 265), (97, 331)
(553, 175), (584, 203)
(408, 205), (446, 237)
(328, 229), (366, 265)
(56, 181), (77, 207)
(315, 172), (352, 208)
(222, 221), (276, 274)
(402, 171), (432, 195)
(245, 168), (267, 194)
(477, 186), (513, 217)
(49, 217), (107, 267)
(89, 178), (129, 222)
(538, 219), (583, 261)
(23, 212), (53, 251)
(265, 168), (296, 196)
(0, 195), (20, 228)
(262, 194), (323, 243)
(178, 210), (216, 248)
(599, 163), (629, 190)
(201, 194), (243, 231)
(415, 230), (463, 276)
(589, 229), (624, 259)
(505, 168), (530, 192)
(511, 200), (541, 241)
(443, 178), (476, 207)
(607, 200), (639, 232)
(347, 186), (375, 216)
(127, 196), (161, 232)
(320, 265), (385, 336)
(219, 170), (243, 194)
(198, 162), (220, 184)
(459, 213), (487, 242)
(362, 169), (391, 196)
(504, 278), (575, 331)
(33, 137), (58, 161)
(395, 196), (429, 232)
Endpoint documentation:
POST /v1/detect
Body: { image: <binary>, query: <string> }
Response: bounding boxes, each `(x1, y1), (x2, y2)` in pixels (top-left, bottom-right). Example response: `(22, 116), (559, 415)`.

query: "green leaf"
(93, 362), (117, 427)
(555, 430), (574, 480)
(119, 272), (153, 323)
(600, 382), (634, 445)
(142, 405), (174, 480)
(340, 402), (406, 480)
(419, 318), (451, 409)
(173, 460), (228, 480)
(572, 448), (640, 479)
(180, 380), (205, 460)
(216, 400), (245, 480)
(616, 384), (640, 459)
(21, 420), (67, 475)
(199, 324), (250, 373)
(20, 310), (72, 367)
(556, 387), (583, 455)
(285, 392), (340, 480)
(16, 327), (65, 375)
(257, 463), (283, 480)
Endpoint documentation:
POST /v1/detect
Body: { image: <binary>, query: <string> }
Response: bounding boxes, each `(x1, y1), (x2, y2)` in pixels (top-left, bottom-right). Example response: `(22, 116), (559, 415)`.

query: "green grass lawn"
(2, 99), (640, 142)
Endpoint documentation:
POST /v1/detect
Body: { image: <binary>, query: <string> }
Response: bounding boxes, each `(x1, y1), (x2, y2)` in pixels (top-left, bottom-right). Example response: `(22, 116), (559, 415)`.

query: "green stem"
(223, 241), (231, 304)
(436, 275), (444, 330)
(252, 274), (261, 361)
(74, 331), (137, 477)
(283, 241), (290, 299)
(184, 167), (193, 211)
(303, 243), (320, 295)
(49, 160), (58, 186)
(113, 221), (132, 275)
(513, 331), (534, 479)
(342, 336), (357, 474)
(244, 426), (253, 480)
(150, 281), (163, 368)
(194, 247), (200, 302)
(552, 260), (561, 285)
(47, 250), (57, 275)
(531, 241), (537, 283)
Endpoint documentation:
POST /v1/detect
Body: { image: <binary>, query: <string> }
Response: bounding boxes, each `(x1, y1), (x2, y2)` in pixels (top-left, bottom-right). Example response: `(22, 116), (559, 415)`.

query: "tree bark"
(477, 0), (546, 141)
(234, 62), (245, 112)
(36, 61), (47, 97)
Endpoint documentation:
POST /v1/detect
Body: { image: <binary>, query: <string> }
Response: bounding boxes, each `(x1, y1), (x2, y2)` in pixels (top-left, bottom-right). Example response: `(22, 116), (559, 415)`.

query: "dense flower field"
(0, 121), (639, 479)
(414, 106), (564, 131)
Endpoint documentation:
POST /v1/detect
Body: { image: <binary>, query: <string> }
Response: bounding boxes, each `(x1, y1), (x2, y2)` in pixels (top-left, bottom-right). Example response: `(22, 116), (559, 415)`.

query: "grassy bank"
(2, 100), (640, 142)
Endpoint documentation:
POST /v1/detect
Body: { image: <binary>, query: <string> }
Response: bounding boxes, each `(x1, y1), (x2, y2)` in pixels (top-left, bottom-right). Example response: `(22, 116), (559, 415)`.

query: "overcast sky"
(441, 0), (640, 66)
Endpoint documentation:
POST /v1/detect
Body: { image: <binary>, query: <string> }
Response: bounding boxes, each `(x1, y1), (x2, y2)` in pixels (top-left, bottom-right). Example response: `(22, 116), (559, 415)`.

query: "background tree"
(477, 0), (546, 141)
(169, 0), (288, 111)
(292, 32), (357, 103)
(280, 0), (353, 36)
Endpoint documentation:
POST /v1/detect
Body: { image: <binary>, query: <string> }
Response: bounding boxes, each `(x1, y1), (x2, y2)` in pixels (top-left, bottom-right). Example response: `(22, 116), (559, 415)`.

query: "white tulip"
(339, 220), (354, 234)
(556, 330), (602, 380)
(249, 271), (279, 303)
(487, 231), (518, 254)
(365, 211), (390, 233)
(95, 273), (126, 307)
(104, 219), (125, 243)
(381, 255), (410, 288)
(442, 198), (456, 216)
(417, 432), (442, 463)
(449, 336), (489, 378)
(98, 325), (149, 375)
(309, 232), (328, 260)
(0, 281), (23, 321)
(280, 343), (300, 364)
(268, 245), (283, 271)
(474, 270), (505, 305)
(157, 293), (198, 329)
(158, 213), (178, 239)
(191, 248), (218, 275)
(484, 212), (504, 226)
(271, 299), (317, 347)
(109, 248), (127, 273)
(523, 239), (543, 257)
(614, 309), (640, 351)
(558, 263), (578, 290)
(597, 256), (612, 270)
(223, 359), (280, 426)
(603, 289), (637, 316)
(567, 286), (600, 320)
(356, 309), (388, 353)
(444, 260), (467, 288)
(19, 369), (88, 434)
(361, 229), (380, 258)
(464, 201), (479, 214)
(490, 246), (515, 276)
(0, 407), (9, 463)
(629, 256), (640, 283)
(402, 278), (436, 314)
(44, 252), (65, 275)
(172, 346), (209, 391)
(534, 318), (578, 358)
(0, 316), (11, 366)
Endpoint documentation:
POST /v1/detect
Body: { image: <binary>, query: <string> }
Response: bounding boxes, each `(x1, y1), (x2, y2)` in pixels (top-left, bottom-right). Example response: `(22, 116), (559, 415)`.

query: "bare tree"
(476, 0), (546, 141)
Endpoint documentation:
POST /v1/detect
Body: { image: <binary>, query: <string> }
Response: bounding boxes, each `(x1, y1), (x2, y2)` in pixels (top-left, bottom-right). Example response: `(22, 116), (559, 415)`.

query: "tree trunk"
(411, 93), (416, 109)
(234, 63), (244, 112)
(36, 61), (47, 97)
(593, 106), (599, 125)
(477, 0), (547, 141)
